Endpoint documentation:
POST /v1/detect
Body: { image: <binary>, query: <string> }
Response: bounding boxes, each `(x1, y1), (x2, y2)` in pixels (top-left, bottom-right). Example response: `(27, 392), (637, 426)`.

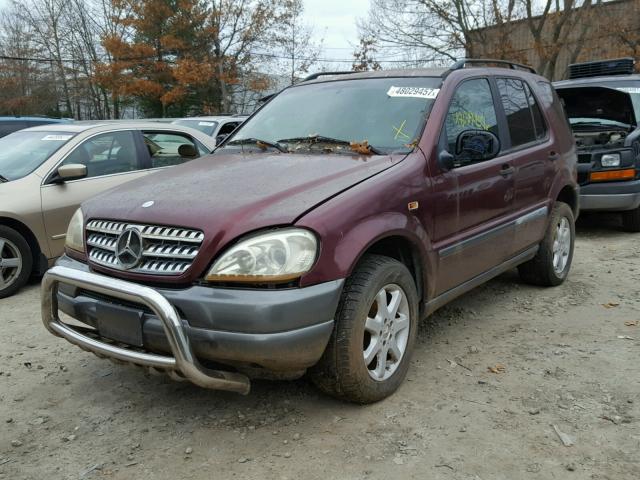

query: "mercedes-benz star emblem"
(115, 228), (144, 270)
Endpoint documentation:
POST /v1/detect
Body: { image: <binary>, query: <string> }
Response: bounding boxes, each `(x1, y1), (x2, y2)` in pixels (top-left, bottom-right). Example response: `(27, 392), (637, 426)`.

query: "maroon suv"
(42, 60), (579, 403)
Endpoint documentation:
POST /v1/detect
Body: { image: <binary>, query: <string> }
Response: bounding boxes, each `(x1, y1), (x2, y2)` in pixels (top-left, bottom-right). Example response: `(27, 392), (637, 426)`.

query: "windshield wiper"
(226, 137), (288, 153)
(0, 174), (8, 183)
(277, 135), (385, 155)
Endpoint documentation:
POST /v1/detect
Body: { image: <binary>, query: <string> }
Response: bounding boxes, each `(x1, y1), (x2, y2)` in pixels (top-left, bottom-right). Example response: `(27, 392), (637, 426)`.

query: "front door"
(431, 77), (516, 294)
(40, 130), (149, 258)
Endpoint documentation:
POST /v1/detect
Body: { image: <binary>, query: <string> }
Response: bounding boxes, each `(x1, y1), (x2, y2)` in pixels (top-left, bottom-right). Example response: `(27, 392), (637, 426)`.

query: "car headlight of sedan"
(205, 228), (318, 283)
(601, 153), (621, 167)
(65, 208), (85, 253)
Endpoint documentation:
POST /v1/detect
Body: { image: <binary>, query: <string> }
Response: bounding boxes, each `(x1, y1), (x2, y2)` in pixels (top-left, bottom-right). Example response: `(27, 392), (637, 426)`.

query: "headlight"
(205, 228), (317, 283)
(65, 208), (85, 253)
(601, 153), (621, 167)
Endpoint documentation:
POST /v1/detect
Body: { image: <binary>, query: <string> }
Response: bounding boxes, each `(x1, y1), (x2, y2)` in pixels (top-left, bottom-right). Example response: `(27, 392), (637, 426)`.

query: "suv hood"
(556, 86), (636, 127)
(82, 150), (404, 275)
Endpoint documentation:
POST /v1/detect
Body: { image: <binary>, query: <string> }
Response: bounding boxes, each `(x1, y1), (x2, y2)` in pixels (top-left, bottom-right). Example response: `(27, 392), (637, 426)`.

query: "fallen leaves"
(349, 140), (373, 155)
(487, 364), (506, 374)
(602, 302), (620, 308)
(624, 320), (638, 327)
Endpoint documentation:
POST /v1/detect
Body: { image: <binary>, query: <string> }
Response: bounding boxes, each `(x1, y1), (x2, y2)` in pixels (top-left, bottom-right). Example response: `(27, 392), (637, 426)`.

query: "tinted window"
(445, 78), (499, 155)
(0, 130), (75, 181)
(62, 131), (140, 178)
(496, 78), (537, 147)
(143, 131), (200, 168)
(523, 82), (547, 139)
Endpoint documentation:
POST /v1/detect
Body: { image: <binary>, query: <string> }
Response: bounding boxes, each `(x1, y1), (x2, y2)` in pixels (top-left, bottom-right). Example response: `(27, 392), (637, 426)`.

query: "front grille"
(86, 220), (204, 276)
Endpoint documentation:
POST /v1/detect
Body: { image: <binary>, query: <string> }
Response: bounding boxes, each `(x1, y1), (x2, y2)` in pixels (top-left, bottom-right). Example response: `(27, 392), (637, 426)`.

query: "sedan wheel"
(0, 237), (22, 291)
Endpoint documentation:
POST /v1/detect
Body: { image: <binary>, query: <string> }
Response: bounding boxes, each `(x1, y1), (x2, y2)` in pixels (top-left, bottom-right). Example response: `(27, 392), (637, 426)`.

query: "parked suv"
(554, 58), (640, 231)
(42, 60), (578, 403)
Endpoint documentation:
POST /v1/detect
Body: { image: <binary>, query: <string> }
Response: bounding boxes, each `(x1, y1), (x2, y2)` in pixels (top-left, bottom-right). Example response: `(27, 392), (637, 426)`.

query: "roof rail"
(300, 71), (356, 82)
(449, 58), (537, 74)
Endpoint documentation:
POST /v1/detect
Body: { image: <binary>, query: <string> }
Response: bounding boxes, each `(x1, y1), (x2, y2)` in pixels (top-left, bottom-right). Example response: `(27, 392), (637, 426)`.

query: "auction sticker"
(198, 121), (216, 126)
(41, 134), (73, 141)
(387, 86), (440, 99)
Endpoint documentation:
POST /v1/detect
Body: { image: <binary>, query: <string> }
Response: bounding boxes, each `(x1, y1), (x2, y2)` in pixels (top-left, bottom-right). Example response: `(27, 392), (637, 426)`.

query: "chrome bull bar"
(41, 265), (250, 395)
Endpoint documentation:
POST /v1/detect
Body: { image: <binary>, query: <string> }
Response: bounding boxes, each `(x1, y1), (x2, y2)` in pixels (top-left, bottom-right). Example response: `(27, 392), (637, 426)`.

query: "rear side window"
(445, 78), (499, 155)
(496, 78), (537, 147)
(524, 82), (547, 139)
(143, 131), (200, 168)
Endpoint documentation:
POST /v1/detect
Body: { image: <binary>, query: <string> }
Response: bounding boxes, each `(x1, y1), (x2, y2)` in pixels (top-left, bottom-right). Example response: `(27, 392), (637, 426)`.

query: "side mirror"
(438, 150), (456, 171)
(177, 144), (198, 158)
(215, 134), (229, 146)
(56, 164), (87, 182)
(455, 130), (500, 164)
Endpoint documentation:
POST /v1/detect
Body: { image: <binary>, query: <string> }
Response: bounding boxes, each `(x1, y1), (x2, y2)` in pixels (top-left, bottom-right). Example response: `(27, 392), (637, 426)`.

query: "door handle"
(500, 165), (515, 177)
(548, 151), (560, 161)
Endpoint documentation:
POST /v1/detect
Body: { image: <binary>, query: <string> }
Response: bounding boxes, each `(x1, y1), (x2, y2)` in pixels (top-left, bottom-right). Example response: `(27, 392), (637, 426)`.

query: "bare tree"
(272, 0), (322, 84)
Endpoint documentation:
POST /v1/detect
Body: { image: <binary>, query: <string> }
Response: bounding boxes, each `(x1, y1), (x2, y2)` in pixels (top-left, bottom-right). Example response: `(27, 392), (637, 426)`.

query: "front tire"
(0, 226), (33, 299)
(518, 202), (575, 287)
(310, 254), (419, 404)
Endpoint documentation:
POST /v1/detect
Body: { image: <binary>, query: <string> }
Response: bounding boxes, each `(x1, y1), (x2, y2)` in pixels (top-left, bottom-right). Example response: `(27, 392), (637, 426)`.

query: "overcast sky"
(304, 0), (370, 60)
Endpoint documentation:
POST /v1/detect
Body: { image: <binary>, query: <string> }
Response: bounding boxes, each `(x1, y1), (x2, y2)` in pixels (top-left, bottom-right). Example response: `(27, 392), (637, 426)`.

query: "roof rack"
(300, 71), (355, 82)
(448, 58), (537, 74)
(568, 57), (635, 79)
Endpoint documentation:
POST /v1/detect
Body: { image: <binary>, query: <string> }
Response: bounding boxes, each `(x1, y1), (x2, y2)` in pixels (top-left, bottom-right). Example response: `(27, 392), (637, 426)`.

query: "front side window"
(143, 132), (201, 168)
(0, 130), (75, 181)
(445, 78), (499, 155)
(496, 78), (540, 147)
(225, 77), (442, 154)
(62, 131), (140, 178)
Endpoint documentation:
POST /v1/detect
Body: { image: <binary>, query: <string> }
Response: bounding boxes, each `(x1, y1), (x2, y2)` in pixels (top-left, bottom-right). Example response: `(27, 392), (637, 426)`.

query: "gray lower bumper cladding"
(42, 266), (252, 394)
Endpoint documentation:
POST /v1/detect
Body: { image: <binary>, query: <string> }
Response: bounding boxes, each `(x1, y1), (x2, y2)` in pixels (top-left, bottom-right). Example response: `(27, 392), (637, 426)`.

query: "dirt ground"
(1, 213), (639, 480)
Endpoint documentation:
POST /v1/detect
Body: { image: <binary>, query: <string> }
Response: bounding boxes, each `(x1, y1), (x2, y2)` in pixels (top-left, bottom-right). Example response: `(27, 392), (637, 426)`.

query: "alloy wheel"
(0, 237), (22, 290)
(363, 283), (411, 381)
(552, 217), (571, 275)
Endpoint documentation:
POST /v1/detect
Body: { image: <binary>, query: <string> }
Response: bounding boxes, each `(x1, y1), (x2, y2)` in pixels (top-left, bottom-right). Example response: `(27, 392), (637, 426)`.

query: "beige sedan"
(0, 122), (217, 298)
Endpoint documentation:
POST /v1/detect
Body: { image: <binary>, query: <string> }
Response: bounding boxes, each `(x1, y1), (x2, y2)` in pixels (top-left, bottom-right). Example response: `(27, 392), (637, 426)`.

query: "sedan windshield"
(173, 119), (218, 136)
(225, 77), (442, 154)
(0, 131), (75, 181)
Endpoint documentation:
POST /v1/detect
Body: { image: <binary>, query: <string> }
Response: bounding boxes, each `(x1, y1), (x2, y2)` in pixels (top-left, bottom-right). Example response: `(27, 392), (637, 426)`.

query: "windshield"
(225, 77), (442, 154)
(173, 119), (218, 136)
(0, 130), (75, 181)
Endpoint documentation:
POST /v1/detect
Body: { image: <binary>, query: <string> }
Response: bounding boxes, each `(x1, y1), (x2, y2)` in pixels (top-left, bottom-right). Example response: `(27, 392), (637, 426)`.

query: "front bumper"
(579, 179), (640, 211)
(42, 257), (343, 394)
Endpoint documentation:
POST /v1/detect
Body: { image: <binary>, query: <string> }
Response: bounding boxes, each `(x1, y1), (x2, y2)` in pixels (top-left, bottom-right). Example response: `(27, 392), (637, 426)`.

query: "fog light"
(601, 153), (621, 167)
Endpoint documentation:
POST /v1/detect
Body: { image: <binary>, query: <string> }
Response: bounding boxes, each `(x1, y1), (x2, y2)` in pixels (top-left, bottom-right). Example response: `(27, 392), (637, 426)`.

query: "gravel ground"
(1, 213), (639, 480)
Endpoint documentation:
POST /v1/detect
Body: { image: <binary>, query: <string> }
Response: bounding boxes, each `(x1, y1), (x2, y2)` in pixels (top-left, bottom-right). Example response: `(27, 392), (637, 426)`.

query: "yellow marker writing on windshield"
(393, 120), (411, 141)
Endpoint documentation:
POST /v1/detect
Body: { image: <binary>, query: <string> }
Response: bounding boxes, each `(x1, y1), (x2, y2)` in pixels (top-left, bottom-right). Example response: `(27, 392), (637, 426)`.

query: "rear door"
(494, 77), (553, 253)
(432, 77), (516, 293)
(40, 129), (150, 257)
